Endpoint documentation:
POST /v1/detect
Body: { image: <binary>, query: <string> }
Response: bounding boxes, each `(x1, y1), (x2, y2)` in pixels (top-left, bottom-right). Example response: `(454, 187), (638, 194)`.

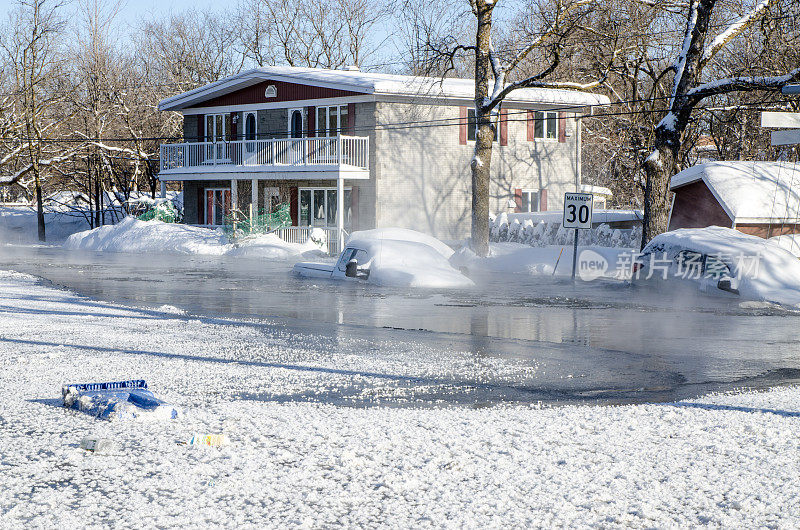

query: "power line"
(5, 95), (796, 144)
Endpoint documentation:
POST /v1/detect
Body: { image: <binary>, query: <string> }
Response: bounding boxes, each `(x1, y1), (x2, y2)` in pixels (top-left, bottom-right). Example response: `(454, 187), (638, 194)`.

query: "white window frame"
(466, 108), (498, 143)
(315, 105), (349, 137)
(287, 108), (306, 138)
(532, 111), (559, 140)
(520, 189), (540, 212)
(243, 111), (258, 140)
(205, 113), (228, 142)
(298, 186), (353, 228)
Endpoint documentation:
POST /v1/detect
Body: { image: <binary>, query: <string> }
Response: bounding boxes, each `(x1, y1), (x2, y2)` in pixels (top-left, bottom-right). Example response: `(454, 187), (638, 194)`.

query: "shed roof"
(159, 66), (611, 111)
(670, 161), (800, 223)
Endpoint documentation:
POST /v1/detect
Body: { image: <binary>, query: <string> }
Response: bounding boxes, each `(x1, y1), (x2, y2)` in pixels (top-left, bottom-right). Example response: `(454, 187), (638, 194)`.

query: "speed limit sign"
(562, 192), (594, 229)
(563, 192), (594, 280)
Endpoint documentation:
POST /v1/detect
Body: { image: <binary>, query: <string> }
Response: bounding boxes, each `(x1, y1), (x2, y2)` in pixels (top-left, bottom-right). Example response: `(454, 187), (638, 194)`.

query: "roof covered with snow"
(159, 66), (611, 111)
(670, 161), (800, 223)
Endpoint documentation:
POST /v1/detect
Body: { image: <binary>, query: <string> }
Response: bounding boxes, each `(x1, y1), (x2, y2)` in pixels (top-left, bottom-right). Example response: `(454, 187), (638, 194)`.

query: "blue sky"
(0, 0), (223, 30)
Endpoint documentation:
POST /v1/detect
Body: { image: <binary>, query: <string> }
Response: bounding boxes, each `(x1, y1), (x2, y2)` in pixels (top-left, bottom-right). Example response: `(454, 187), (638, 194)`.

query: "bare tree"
(641, 0), (800, 246)
(419, 0), (607, 256)
(235, 0), (392, 69)
(1, 0), (69, 241)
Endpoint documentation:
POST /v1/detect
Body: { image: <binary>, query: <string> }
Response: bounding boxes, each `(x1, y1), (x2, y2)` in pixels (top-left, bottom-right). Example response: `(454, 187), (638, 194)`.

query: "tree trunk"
(35, 177), (45, 243)
(470, 0), (494, 257)
(641, 144), (676, 248)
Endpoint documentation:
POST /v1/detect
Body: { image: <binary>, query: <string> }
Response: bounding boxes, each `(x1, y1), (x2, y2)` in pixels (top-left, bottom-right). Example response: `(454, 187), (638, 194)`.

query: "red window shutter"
(307, 106), (316, 137)
(459, 107), (467, 145)
(348, 103), (356, 134)
(289, 187), (299, 226)
(540, 189), (548, 211)
(350, 185), (359, 229)
(224, 189), (231, 217)
(558, 113), (567, 143)
(197, 115), (204, 141)
(514, 188), (522, 212)
(205, 189), (212, 224)
(500, 108), (508, 146)
(527, 111), (534, 141)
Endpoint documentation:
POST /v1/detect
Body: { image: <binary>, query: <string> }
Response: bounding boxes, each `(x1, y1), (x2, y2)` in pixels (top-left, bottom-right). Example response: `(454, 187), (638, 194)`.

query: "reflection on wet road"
(1, 244), (799, 405)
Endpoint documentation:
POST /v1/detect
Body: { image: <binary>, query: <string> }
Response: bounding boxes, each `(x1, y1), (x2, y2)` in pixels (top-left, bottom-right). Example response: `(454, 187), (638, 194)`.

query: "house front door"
(205, 188), (231, 225)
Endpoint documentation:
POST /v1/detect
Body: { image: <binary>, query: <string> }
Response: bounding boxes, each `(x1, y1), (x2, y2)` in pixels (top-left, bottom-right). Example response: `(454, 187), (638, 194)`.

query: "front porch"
(175, 177), (365, 256)
(159, 135), (369, 178)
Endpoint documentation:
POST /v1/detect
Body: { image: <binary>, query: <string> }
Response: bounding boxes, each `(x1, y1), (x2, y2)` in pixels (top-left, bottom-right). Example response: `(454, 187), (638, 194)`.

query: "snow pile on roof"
(160, 66), (611, 110)
(670, 161), (800, 222)
(580, 184), (614, 196)
(64, 217), (324, 259)
(643, 226), (800, 306)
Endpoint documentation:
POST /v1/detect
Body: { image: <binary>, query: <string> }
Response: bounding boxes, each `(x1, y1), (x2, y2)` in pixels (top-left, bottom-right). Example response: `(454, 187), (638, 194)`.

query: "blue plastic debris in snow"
(62, 379), (178, 420)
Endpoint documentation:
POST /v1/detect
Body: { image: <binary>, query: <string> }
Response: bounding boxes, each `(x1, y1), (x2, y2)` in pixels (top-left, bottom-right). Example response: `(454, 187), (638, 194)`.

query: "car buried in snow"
(632, 226), (800, 305)
(292, 229), (474, 289)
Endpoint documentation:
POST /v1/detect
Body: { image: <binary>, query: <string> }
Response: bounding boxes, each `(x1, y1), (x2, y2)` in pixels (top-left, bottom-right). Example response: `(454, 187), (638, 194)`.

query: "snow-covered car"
(634, 226), (800, 305)
(293, 229), (473, 288)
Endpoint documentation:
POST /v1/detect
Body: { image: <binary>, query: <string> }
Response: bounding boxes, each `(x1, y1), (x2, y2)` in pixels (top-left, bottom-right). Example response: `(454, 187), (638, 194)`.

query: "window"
(532, 111), (558, 139)
(520, 190), (539, 212)
(205, 113), (231, 142)
(288, 108), (306, 138)
(299, 187), (352, 228)
(336, 247), (369, 272)
(316, 106), (349, 137)
(467, 108), (498, 142)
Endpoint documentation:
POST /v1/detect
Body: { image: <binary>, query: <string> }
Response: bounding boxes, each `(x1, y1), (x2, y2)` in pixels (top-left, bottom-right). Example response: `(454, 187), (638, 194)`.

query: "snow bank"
(452, 242), (631, 278)
(769, 233), (800, 258)
(643, 227), (800, 306)
(64, 217), (324, 259)
(0, 206), (88, 244)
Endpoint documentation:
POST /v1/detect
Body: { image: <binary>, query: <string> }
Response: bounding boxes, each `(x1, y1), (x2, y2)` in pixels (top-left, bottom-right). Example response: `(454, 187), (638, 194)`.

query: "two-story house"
(158, 66), (609, 249)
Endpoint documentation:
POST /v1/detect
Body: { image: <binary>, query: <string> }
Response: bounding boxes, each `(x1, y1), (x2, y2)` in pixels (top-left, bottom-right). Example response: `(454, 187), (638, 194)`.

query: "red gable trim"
(188, 80), (366, 109)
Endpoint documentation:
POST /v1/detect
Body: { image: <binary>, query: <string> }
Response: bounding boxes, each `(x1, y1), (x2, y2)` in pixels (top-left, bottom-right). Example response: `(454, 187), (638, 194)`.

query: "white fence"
(275, 226), (342, 256)
(160, 135), (369, 172)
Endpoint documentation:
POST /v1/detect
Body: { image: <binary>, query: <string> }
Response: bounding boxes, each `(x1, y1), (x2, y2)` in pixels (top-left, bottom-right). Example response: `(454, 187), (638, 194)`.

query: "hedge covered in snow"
(490, 213), (641, 248)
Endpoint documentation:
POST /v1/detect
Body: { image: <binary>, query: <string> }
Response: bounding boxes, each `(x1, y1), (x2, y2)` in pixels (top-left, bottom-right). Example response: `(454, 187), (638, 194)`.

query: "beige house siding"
(373, 101), (579, 240)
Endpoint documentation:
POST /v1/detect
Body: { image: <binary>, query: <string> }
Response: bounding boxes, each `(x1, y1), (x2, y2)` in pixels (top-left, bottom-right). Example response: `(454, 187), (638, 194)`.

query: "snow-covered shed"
(668, 161), (800, 238)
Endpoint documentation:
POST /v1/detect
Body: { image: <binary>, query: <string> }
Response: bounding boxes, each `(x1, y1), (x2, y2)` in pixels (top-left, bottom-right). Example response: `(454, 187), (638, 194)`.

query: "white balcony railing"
(159, 135), (369, 173)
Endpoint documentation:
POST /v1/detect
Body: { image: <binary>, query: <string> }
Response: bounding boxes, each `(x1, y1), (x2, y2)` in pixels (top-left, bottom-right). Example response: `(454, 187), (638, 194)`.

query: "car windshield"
(336, 248), (368, 272)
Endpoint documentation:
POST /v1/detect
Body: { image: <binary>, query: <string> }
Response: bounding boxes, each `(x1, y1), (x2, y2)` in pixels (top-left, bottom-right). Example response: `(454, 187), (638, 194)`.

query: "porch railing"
(275, 226), (342, 256)
(160, 135), (369, 173)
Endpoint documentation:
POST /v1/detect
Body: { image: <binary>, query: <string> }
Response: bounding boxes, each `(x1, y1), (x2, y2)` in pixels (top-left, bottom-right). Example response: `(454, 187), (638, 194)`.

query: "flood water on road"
(2, 244), (800, 406)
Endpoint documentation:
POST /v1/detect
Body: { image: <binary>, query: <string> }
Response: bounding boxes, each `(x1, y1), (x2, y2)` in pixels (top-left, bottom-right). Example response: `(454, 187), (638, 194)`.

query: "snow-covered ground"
(0, 206), (88, 244)
(64, 217), (325, 260)
(2, 270), (800, 527)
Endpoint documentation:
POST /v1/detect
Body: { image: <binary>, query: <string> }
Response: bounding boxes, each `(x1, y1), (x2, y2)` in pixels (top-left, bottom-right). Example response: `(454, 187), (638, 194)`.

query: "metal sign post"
(562, 192), (594, 280)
